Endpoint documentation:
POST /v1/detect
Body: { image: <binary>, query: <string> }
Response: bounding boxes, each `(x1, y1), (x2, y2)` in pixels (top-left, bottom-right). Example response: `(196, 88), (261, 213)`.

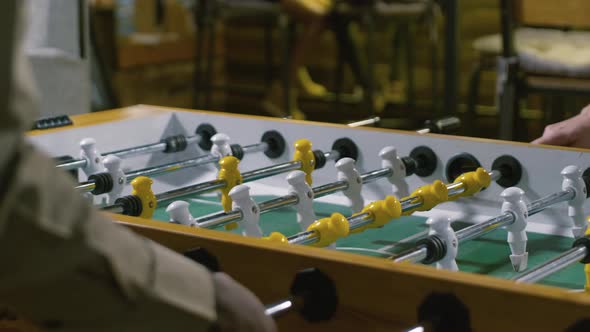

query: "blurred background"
(49, 0), (590, 141)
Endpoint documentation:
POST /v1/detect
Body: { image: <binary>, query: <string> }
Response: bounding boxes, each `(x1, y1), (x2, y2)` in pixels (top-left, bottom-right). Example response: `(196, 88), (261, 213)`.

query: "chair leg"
(389, 25), (402, 83)
(264, 19), (274, 89)
(331, 11), (372, 116)
(333, 43), (344, 113)
(204, 10), (216, 109)
(496, 56), (520, 140)
(426, 4), (440, 115)
(466, 61), (484, 136)
(403, 23), (416, 111)
(363, 9), (376, 116)
(282, 20), (296, 117)
(193, 0), (208, 108)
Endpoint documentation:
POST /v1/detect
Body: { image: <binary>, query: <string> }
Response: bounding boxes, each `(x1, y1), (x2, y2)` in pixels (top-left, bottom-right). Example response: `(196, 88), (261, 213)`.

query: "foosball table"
(16, 105), (590, 331)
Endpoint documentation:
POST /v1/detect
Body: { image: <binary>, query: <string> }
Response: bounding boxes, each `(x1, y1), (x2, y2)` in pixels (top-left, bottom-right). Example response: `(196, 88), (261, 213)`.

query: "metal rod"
(455, 213), (514, 243)
(347, 213), (373, 232)
(393, 245), (429, 264)
(446, 181), (465, 197)
(348, 117), (381, 127)
(394, 189), (576, 264)
(490, 169), (501, 181)
(56, 159), (87, 171)
(197, 209), (243, 229)
(415, 128), (430, 135)
(287, 230), (319, 246)
(457, 189), (574, 243)
(242, 142), (268, 154)
(312, 181), (349, 199)
(324, 150), (340, 162)
(56, 135), (204, 170)
(130, 141), (274, 182)
(110, 135), (203, 159)
(264, 297), (295, 318)
(286, 173), (482, 247)
(107, 141), (168, 159)
(257, 195), (299, 214)
(404, 326), (426, 332)
(103, 160), (298, 213)
(101, 203), (124, 214)
(75, 181), (96, 193)
(196, 166), (393, 229)
(527, 189), (574, 216)
(104, 151), (339, 215)
(360, 168), (393, 184)
(125, 154), (220, 182)
(155, 179), (226, 203)
(80, 141), (276, 193)
(514, 246), (587, 284)
(241, 161), (302, 183)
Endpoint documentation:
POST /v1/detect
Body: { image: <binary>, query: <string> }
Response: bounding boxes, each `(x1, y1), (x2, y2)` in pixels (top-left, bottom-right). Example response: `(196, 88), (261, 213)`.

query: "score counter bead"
(131, 176), (156, 218)
(293, 139), (316, 185)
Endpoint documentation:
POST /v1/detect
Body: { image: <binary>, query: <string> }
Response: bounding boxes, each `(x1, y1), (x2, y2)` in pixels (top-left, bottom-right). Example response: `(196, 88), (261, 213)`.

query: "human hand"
(531, 104), (590, 148)
(212, 273), (277, 332)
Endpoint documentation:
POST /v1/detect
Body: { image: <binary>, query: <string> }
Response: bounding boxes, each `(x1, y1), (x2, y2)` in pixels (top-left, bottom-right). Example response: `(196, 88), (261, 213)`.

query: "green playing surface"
(153, 195), (585, 290)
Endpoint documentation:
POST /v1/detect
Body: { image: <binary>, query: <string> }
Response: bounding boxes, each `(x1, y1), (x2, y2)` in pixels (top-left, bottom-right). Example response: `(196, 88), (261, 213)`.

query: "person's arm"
(532, 104), (590, 148)
(0, 2), (274, 331)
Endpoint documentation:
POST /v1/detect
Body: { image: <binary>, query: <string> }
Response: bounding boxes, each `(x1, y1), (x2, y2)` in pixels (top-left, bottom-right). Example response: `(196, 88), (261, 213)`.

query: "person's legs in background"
(262, 0), (332, 119)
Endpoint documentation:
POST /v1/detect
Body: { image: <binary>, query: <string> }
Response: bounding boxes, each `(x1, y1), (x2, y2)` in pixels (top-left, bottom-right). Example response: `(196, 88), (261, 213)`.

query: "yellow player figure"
(306, 213), (349, 247)
(263, 232), (289, 244)
(351, 195), (402, 233)
(402, 180), (448, 216)
(218, 156), (243, 230)
(293, 139), (315, 185)
(131, 176), (156, 219)
(451, 167), (491, 199)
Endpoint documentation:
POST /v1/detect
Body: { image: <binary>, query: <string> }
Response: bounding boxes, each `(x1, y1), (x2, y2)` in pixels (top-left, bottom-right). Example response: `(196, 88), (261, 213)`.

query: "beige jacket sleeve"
(0, 1), (216, 330)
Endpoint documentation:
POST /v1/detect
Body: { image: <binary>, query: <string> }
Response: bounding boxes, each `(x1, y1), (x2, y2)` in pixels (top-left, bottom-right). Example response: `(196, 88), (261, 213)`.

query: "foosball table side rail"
(117, 214), (590, 332)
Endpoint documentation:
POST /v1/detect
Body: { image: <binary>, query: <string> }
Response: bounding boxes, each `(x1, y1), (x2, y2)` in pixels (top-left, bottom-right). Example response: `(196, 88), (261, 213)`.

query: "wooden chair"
(466, 0), (590, 140)
(328, 0), (438, 118)
(193, 0), (284, 110)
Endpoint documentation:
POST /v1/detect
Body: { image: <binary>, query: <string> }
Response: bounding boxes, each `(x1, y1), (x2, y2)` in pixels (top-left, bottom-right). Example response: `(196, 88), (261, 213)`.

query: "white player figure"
(103, 155), (126, 204)
(427, 213), (458, 271)
(211, 133), (233, 160)
(379, 146), (409, 197)
(335, 158), (364, 213)
(287, 171), (316, 230)
(501, 187), (529, 272)
(79, 137), (106, 179)
(166, 201), (195, 226)
(561, 165), (587, 238)
(229, 185), (263, 237)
